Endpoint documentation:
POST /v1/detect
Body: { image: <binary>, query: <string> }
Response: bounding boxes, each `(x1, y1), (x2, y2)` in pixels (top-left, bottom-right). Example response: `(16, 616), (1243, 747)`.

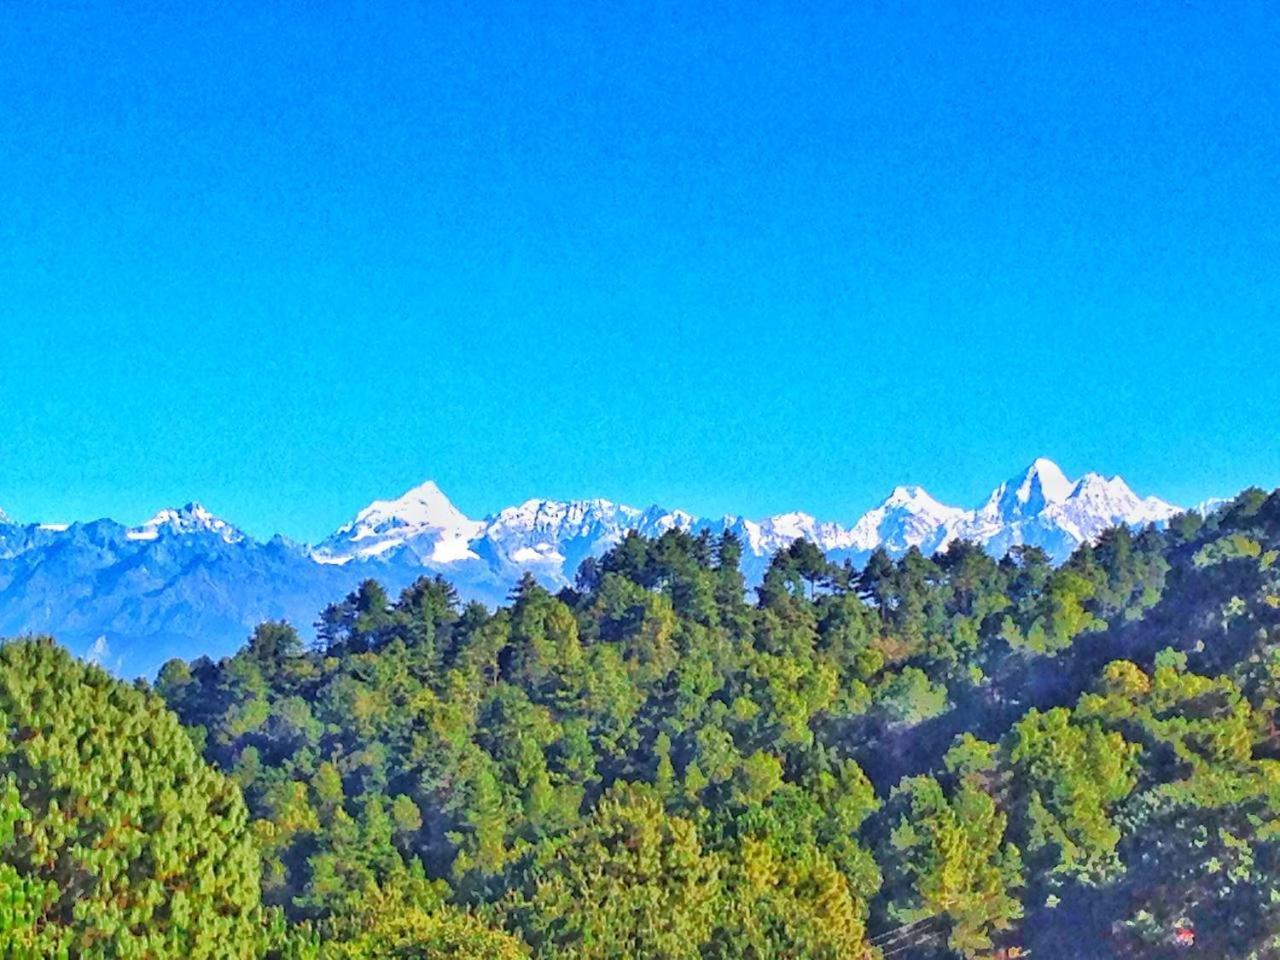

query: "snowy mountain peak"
(1071, 471), (1131, 499)
(314, 480), (484, 564)
(982, 458), (1075, 521)
(961, 463), (1182, 560)
(849, 485), (967, 555)
(474, 497), (684, 575)
(360, 480), (471, 528)
(127, 502), (245, 543)
(639, 504), (698, 531)
(1066, 472), (1179, 526)
(887, 484), (921, 504)
(491, 498), (640, 541)
(883, 484), (955, 512)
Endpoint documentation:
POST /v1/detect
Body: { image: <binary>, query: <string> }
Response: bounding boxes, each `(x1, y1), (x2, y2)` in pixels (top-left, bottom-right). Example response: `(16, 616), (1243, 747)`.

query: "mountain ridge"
(0, 458), (1183, 675)
(313, 457), (1180, 576)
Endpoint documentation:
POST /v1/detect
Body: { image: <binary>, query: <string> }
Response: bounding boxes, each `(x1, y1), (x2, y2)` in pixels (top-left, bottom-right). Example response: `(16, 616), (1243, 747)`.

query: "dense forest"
(5, 487), (1280, 958)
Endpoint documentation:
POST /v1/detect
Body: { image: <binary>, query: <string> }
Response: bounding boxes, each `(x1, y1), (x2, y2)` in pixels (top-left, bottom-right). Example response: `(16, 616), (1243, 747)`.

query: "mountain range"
(0, 458), (1182, 676)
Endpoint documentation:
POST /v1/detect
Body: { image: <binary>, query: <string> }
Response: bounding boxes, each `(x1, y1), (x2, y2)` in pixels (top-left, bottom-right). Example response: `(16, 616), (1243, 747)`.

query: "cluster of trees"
(5, 488), (1280, 956)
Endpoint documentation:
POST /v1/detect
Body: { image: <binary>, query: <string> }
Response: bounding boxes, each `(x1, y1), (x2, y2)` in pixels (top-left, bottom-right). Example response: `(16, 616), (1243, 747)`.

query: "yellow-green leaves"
(885, 776), (1023, 958)
(0, 638), (265, 958)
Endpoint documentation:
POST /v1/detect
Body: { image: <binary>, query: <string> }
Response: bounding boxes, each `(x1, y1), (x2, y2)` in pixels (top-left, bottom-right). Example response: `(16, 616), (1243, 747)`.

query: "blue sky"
(1, 2), (1277, 541)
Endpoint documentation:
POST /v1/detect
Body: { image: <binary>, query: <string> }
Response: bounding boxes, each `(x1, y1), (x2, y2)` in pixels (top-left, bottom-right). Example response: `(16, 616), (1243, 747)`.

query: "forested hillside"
(6, 488), (1280, 958)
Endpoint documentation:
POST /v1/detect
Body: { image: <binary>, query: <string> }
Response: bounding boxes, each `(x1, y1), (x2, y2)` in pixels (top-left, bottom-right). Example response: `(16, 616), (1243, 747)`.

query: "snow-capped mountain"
(126, 502), (245, 543)
(976, 457), (1076, 523)
(848, 485), (970, 556)
(313, 458), (1179, 590)
(473, 499), (697, 575)
(314, 481), (484, 564)
(0, 459), (1185, 677)
(952, 462), (1180, 560)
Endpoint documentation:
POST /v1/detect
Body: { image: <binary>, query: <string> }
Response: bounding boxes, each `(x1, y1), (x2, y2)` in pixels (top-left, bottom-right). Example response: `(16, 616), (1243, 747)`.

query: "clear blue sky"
(1, 2), (1277, 541)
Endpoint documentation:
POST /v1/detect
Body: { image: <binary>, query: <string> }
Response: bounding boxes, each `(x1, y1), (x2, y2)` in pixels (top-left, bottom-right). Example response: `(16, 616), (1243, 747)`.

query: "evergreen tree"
(0, 638), (265, 957)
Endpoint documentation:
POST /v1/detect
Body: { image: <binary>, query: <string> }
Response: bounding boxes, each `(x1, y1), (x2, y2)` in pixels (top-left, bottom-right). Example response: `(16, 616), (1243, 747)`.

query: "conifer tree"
(0, 638), (265, 957)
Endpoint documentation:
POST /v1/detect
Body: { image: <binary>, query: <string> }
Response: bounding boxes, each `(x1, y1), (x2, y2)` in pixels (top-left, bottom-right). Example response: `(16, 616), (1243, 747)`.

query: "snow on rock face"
(474, 498), (699, 579)
(726, 512), (854, 557)
(483, 498), (638, 544)
(849, 485), (969, 554)
(954, 462), (1180, 559)
(977, 457), (1076, 522)
(714, 461), (1177, 569)
(311, 460), (1182, 593)
(1059, 473), (1178, 531)
(313, 480), (484, 564)
(126, 503), (245, 543)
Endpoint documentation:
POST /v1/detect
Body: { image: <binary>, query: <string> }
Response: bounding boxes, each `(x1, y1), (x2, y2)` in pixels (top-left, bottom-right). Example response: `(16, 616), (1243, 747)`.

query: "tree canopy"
(0, 639), (264, 957)
(8, 487), (1280, 957)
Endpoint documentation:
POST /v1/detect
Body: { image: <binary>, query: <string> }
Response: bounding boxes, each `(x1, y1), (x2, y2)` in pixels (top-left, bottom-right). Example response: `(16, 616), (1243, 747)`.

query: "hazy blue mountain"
(0, 506), (386, 676)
